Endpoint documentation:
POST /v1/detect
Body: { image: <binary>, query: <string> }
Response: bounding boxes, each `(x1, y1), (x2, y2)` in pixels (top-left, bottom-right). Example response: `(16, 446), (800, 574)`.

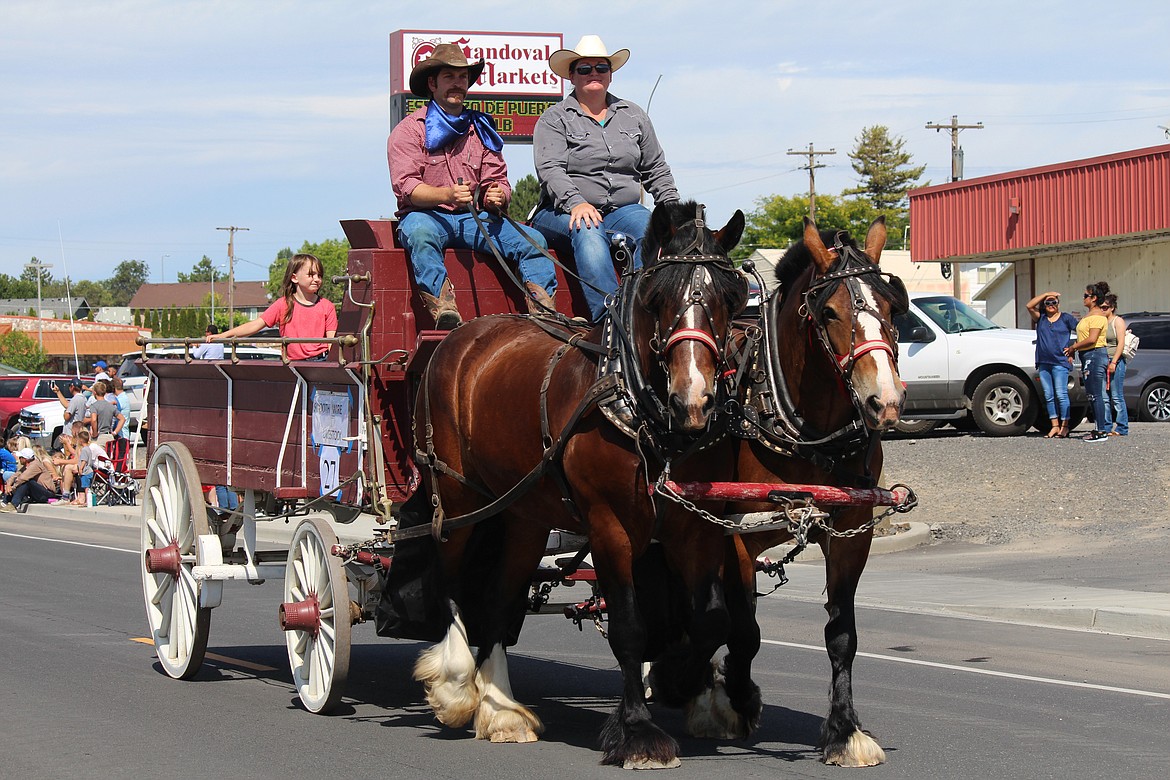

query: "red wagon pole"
(656, 480), (913, 508)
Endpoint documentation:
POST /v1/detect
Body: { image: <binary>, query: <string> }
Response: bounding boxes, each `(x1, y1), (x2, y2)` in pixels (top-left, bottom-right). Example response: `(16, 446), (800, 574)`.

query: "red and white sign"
(390, 30), (564, 97)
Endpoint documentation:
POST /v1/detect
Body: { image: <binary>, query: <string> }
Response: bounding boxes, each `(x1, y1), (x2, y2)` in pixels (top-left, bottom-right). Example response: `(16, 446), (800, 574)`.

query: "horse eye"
(821, 306), (839, 322)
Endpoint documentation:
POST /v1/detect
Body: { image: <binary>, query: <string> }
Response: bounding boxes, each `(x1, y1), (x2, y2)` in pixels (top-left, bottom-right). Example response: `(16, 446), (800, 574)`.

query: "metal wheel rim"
(284, 516), (351, 714)
(982, 386), (1024, 425)
(140, 442), (211, 680)
(1147, 386), (1170, 421)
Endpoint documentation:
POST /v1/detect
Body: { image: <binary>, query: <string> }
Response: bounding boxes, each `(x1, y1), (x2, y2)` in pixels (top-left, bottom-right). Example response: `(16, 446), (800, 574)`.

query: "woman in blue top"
(1027, 290), (1078, 438)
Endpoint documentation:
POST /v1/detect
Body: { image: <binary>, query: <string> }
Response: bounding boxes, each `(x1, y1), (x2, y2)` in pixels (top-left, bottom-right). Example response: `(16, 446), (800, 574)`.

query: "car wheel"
(971, 372), (1037, 437)
(893, 419), (940, 435)
(1139, 381), (1170, 422)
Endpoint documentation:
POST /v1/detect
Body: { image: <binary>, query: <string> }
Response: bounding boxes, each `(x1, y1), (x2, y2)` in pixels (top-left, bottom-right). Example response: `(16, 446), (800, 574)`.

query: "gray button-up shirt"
(534, 91), (679, 214)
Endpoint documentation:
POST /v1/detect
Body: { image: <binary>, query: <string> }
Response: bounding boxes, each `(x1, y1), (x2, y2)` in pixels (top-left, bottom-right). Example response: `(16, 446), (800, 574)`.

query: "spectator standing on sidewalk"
(193, 324), (225, 360)
(110, 377), (133, 441)
(54, 379), (89, 430)
(86, 381), (125, 446)
(1064, 281), (1111, 443)
(1026, 291), (1078, 438)
(1101, 293), (1129, 436)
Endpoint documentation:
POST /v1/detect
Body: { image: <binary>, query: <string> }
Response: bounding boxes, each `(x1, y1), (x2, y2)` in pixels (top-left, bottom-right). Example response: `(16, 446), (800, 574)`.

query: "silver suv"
(1119, 312), (1170, 422)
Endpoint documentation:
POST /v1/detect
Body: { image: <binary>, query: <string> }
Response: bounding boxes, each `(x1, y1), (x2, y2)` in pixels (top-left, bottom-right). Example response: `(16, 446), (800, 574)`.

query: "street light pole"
(160, 254), (169, 284)
(23, 257), (53, 350)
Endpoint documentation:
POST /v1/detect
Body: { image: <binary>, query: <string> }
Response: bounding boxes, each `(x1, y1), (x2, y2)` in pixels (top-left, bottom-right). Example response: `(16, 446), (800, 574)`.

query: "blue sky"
(3, 0), (1168, 284)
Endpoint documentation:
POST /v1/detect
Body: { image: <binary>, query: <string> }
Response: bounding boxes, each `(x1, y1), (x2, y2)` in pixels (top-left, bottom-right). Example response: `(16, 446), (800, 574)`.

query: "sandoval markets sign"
(390, 30), (564, 143)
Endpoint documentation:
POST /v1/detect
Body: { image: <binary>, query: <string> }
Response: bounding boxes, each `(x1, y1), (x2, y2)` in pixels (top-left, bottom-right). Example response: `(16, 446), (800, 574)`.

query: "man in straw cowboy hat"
(389, 43), (557, 329)
(531, 35), (679, 321)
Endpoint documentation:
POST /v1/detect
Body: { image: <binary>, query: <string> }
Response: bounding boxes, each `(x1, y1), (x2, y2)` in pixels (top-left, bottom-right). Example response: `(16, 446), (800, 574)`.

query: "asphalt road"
(3, 510), (1169, 779)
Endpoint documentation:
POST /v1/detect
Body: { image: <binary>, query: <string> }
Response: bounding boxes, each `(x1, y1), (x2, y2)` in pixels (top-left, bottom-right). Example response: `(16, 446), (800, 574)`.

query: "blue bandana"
(424, 101), (504, 153)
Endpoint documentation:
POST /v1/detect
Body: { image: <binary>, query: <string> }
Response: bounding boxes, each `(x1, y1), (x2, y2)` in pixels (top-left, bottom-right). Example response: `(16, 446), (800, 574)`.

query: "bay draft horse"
(722, 217), (908, 766)
(387, 201), (749, 768)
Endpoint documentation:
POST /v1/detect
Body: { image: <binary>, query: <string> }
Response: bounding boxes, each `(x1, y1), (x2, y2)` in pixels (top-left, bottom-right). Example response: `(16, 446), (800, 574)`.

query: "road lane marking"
(761, 638), (1170, 700)
(1, 530), (136, 554)
(131, 637), (278, 672)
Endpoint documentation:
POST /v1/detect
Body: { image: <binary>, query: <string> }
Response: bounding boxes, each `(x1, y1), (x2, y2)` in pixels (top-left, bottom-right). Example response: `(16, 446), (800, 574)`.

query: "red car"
(0, 374), (76, 439)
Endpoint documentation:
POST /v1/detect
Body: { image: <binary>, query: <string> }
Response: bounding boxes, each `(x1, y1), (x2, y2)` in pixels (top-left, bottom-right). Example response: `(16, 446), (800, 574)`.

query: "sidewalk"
(30, 504), (1170, 641)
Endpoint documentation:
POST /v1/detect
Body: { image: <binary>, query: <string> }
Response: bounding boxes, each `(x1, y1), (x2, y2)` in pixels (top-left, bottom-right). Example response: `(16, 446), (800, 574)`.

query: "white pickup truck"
(894, 294), (1086, 436)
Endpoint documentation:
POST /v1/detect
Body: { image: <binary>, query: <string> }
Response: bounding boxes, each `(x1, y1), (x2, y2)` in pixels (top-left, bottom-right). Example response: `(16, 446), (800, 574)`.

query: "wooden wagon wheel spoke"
(139, 442), (212, 681)
(281, 516), (351, 714)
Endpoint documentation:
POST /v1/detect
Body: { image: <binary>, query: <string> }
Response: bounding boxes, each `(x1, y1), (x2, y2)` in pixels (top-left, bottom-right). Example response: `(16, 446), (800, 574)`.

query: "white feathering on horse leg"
(684, 661), (748, 739)
(823, 729), (886, 767)
(414, 608), (480, 728)
(474, 643), (543, 743)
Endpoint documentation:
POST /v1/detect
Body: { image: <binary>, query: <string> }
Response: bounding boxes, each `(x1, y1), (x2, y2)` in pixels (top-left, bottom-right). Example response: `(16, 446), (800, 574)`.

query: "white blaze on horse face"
(855, 282), (904, 417)
(671, 267), (716, 430)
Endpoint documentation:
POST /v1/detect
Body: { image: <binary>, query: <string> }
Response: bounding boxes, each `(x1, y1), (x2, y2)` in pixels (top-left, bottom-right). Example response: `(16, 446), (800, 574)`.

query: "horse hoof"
(823, 729), (886, 767)
(622, 756), (682, 770)
(475, 704), (543, 743)
(684, 683), (748, 739)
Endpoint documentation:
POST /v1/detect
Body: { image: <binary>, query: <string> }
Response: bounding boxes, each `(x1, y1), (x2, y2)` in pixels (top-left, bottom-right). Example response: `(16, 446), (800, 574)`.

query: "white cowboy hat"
(548, 35), (630, 80)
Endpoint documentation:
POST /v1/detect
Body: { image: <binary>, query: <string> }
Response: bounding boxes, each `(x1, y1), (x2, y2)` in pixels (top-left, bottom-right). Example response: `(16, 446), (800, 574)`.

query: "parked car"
(1118, 312), (1170, 422)
(893, 294), (1086, 437)
(19, 346), (282, 447)
(0, 373), (75, 439)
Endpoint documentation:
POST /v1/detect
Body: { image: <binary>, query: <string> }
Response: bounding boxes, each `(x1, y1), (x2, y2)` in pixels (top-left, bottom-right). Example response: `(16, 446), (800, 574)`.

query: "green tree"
(268, 239), (349, 306)
(19, 258), (53, 286)
(0, 330), (48, 372)
(844, 125), (926, 212)
(177, 255), (225, 283)
(71, 279), (110, 308)
(733, 193), (883, 261)
(509, 174), (541, 221)
(107, 259), (150, 306)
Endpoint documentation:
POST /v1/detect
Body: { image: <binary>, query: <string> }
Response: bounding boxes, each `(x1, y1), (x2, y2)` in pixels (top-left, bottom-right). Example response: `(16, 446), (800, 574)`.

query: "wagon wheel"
(140, 442), (212, 680)
(281, 516), (352, 714)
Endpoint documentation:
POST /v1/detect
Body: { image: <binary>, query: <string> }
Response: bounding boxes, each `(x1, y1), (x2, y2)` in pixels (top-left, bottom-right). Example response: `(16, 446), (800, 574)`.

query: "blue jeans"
(397, 210), (556, 298)
(1081, 348), (1109, 432)
(1038, 361), (1071, 420)
(215, 485), (239, 510)
(531, 203), (651, 320)
(1103, 357), (1129, 434)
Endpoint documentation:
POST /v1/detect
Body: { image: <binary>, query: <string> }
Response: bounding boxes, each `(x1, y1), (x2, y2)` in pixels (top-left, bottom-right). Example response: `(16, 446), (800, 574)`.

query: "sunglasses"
(1044, 300), (1058, 306)
(573, 63), (612, 75)
(1083, 293), (1092, 298)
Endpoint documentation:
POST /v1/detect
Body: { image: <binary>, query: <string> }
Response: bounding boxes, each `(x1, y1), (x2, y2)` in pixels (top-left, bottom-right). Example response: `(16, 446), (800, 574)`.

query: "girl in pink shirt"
(211, 254), (338, 360)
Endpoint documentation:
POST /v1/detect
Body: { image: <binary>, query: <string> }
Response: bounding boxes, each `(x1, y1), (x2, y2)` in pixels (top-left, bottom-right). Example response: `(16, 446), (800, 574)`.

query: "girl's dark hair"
(1085, 280), (1111, 305)
(1104, 293), (1119, 310)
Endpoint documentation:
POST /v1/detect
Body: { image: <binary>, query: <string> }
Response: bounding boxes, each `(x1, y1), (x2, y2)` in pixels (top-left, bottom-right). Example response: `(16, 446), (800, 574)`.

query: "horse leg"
(596, 559), (680, 769)
(414, 601), (481, 728)
(819, 533), (885, 767)
(471, 519), (548, 743)
(686, 536), (762, 739)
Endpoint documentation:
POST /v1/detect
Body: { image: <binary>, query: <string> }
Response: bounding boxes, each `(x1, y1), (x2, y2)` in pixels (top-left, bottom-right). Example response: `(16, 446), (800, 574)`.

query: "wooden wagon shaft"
(657, 480), (912, 508)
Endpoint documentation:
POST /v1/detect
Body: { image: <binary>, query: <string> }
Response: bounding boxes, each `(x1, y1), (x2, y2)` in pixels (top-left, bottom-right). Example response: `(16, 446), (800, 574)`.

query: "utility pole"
(925, 115), (984, 299)
(24, 257), (53, 350)
(925, 114), (984, 182)
(160, 254), (169, 283)
(787, 143), (836, 221)
(217, 226), (249, 325)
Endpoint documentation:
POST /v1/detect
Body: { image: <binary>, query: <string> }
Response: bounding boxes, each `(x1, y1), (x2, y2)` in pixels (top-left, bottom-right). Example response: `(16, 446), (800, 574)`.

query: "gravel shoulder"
(876, 421), (1170, 591)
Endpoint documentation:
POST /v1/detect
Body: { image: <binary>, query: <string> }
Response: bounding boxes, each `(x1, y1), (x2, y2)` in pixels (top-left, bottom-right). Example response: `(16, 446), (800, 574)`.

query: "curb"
(758, 521), (931, 563)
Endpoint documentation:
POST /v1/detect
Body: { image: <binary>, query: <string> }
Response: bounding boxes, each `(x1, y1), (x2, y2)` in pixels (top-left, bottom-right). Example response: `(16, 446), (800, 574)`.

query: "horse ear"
(649, 202), (676, 255)
(864, 216), (887, 264)
(803, 217), (835, 273)
(715, 210), (745, 253)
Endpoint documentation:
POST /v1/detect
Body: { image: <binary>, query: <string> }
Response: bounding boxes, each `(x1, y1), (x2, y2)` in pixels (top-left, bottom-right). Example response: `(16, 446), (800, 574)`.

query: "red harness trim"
(836, 339), (895, 369)
(664, 328), (720, 356)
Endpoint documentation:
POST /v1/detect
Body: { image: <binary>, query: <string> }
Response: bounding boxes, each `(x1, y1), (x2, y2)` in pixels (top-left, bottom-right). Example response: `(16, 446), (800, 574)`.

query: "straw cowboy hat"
(409, 43), (486, 98)
(548, 35), (630, 80)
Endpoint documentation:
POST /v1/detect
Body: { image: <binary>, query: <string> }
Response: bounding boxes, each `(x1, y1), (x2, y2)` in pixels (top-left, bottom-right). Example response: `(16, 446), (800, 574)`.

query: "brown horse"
(388, 201), (749, 767)
(721, 217), (908, 766)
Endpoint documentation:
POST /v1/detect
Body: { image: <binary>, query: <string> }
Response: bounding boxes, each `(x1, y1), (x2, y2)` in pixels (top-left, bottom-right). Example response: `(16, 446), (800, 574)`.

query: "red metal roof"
(908, 144), (1170, 261)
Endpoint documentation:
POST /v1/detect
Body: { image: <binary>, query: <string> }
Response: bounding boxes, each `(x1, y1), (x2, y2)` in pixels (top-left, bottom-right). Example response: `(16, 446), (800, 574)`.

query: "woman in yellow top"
(1063, 280), (1111, 442)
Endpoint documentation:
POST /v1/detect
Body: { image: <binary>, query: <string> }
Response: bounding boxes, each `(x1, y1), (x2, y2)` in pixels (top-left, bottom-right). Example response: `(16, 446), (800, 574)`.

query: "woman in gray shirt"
(531, 35), (679, 321)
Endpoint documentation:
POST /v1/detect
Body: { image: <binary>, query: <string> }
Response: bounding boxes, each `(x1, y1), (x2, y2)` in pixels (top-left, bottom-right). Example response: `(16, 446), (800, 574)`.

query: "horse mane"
(641, 200), (748, 313)
(773, 226), (907, 314)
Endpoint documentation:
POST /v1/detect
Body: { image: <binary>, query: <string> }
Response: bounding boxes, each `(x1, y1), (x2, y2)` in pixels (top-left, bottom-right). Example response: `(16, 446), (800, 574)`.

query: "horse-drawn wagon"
(138, 206), (916, 768)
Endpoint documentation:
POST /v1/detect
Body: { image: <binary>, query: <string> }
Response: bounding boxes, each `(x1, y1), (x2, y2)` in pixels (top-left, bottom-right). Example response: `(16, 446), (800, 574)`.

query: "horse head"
(781, 216), (907, 431)
(636, 201), (748, 433)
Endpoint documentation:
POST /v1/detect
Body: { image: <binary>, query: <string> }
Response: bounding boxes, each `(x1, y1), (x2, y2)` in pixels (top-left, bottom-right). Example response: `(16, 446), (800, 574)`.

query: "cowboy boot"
(419, 279), (462, 330)
(525, 282), (557, 316)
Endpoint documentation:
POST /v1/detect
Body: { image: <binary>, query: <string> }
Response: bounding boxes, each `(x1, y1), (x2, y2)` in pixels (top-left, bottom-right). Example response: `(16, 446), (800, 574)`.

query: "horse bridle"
(800, 238), (903, 380)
